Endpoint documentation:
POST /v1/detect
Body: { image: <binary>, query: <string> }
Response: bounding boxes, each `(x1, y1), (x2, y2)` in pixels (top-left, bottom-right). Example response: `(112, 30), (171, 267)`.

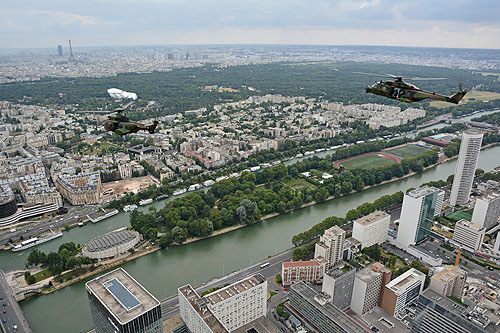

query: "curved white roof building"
(107, 88), (138, 100)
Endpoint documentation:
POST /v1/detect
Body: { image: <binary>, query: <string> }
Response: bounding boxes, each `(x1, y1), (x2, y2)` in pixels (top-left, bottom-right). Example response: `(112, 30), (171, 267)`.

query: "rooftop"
(205, 274), (266, 306)
(386, 268), (424, 294)
(432, 265), (465, 283)
(290, 282), (367, 333)
(283, 260), (321, 268)
(83, 229), (139, 253)
(85, 268), (160, 325)
(178, 285), (228, 333)
(457, 219), (484, 231)
(354, 210), (389, 226)
(406, 186), (441, 199)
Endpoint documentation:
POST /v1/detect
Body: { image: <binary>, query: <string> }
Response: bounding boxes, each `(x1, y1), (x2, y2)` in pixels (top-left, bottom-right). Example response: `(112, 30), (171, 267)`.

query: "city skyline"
(1, 0), (500, 49)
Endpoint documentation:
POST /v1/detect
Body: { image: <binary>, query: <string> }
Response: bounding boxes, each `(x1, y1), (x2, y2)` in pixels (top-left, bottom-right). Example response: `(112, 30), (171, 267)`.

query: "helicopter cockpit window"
(371, 82), (379, 88)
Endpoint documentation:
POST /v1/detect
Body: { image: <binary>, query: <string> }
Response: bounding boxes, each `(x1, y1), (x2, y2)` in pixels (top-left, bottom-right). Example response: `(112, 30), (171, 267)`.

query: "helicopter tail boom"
(146, 121), (159, 134)
(446, 90), (467, 104)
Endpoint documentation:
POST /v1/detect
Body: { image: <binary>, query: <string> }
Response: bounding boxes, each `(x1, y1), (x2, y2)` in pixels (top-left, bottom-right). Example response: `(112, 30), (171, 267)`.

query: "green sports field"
(446, 210), (472, 222)
(339, 154), (397, 170)
(386, 145), (430, 159)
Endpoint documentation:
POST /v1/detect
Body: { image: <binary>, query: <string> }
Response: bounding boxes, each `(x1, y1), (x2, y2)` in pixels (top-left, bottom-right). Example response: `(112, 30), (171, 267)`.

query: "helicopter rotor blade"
(353, 72), (397, 79)
(406, 77), (447, 81)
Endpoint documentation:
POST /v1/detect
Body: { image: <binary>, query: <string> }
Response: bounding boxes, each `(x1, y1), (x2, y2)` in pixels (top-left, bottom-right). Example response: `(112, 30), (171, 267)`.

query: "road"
(0, 270), (31, 333)
(0, 206), (98, 247)
(160, 248), (293, 320)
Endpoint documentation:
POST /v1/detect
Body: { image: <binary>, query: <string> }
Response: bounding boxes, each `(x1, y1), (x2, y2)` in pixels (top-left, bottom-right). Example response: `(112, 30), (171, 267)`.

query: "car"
(13, 325), (18, 331)
(2, 319), (6, 323)
(1, 309), (5, 313)
(2, 303), (6, 306)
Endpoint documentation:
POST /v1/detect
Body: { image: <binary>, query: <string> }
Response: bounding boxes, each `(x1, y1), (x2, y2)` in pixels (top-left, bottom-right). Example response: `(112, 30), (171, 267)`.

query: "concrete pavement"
(0, 269), (31, 333)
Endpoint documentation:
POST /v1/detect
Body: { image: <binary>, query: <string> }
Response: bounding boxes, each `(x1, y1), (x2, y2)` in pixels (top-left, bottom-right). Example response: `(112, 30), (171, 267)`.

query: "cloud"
(0, 9), (115, 33)
(0, 1), (499, 48)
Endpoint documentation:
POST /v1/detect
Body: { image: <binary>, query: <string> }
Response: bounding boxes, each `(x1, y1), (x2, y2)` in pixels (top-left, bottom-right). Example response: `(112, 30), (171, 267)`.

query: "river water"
(1, 143), (496, 333)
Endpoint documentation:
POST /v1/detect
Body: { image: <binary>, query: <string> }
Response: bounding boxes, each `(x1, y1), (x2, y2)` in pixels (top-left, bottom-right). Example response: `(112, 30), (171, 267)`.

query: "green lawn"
(340, 154), (397, 170)
(387, 145), (430, 159)
(32, 269), (52, 283)
(446, 210), (472, 222)
(285, 178), (316, 190)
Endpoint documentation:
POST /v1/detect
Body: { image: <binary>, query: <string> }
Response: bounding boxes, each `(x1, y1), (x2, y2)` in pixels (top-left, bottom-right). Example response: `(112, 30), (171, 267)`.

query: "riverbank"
(15, 142), (500, 299)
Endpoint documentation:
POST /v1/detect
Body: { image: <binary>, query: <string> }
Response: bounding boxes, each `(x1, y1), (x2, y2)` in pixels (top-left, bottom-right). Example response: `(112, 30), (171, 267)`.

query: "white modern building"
(178, 285), (228, 333)
(352, 211), (390, 249)
(452, 219), (485, 251)
(315, 225), (345, 268)
(380, 268), (425, 317)
(82, 230), (141, 260)
(429, 265), (467, 298)
(397, 186), (444, 247)
(471, 191), (500, 229)
(450, 130), (483, 206)
(179, 274), (267, 333)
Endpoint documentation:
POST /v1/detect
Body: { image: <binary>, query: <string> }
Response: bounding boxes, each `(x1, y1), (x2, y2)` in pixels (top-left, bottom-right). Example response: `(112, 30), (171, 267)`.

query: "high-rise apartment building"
(452, 219), (485, 251)
(321, 265), (355, 311)
(429, 265), (467, 298)
(179, 274), (267, 332)
(471, 191), (500, 229)
(352, 210), (390, 249)
(57, 45), (63, 56)
(282, 258), (327, 287)
(380, 268), (425, 317)
(397, 186), (444, 247)
(315, 225), (345, 268)
(86, 268), (162, 333)
(450, 130), (483, 206)
(289, 282), (367, 333)
(350, 263), (390, 315)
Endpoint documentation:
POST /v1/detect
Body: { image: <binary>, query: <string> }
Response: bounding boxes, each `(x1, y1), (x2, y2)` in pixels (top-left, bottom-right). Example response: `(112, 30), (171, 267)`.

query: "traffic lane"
(0, 206), (99, 246)
(423, 241), (500, 279)
(0, 271), (29, 332)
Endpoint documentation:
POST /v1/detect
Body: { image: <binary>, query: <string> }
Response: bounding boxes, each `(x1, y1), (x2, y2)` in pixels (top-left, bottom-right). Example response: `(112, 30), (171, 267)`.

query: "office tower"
(179, 274), (267, 332)
(471, 191), (500, 229)
(452, 219), (485, 251)
(314, 225), (345, 268)
(429, 265), (467, 298)
(85, 268), (162, 333)
(397, 186), (444, 247)
(412, 289), (491, 333)
(282, 258), (327, 286)
(57, 45), (63, 56)
(352, 210), (390, 249)
(350, 263), (389, 315)
(321, 265), (355, 311)
(289, 282), (366, 333)
(380, 268), (425, 317)
(450, 130), (483, 206)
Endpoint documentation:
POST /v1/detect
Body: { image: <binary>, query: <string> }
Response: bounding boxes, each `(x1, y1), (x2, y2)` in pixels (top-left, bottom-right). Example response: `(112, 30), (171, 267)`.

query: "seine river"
(0, 143), (495, 333)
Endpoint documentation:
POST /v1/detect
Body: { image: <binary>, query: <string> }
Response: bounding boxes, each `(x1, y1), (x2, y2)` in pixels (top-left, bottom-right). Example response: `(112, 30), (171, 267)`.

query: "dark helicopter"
(79, 101), (158, 136)
(354, 72), (467, 104)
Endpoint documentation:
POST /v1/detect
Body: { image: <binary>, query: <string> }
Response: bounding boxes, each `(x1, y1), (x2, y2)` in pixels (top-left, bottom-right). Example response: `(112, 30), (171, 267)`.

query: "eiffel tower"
(68, 39), (76, 62)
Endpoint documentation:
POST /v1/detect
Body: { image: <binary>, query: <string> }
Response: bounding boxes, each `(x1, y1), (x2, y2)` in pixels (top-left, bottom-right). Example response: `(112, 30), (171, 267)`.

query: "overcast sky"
(2, 0), (500, 49)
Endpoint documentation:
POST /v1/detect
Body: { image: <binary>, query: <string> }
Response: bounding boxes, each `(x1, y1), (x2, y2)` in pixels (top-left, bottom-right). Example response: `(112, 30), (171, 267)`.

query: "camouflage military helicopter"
(354, 72), (467, 104)
(79, 101), (158, 136)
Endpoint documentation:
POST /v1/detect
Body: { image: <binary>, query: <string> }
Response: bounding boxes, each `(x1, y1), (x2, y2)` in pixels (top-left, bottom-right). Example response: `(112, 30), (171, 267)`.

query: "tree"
(159, 232), (173, 249)
(27, 275), (36, 285)
(172, 226), (188, 244)
(145, 227), (158, 241)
